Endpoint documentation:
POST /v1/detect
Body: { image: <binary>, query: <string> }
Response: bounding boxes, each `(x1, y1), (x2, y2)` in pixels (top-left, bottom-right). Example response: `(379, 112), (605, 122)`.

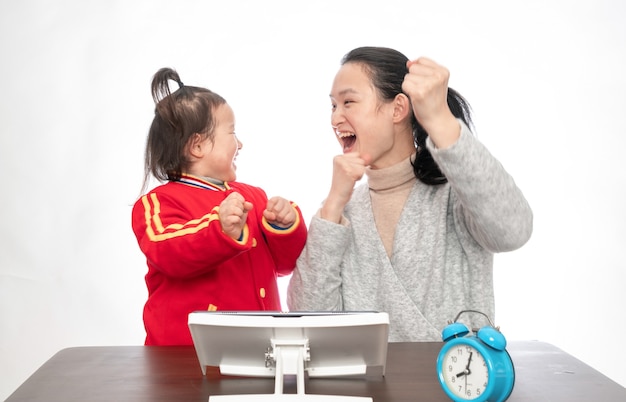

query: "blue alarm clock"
(436, 310), (515, 402)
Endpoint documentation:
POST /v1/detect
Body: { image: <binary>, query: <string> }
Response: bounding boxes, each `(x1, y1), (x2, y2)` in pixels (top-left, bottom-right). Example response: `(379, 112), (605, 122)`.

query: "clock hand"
(465, 370), (468, 394)
(464, 352), (473, 396)
(456, 352), (474, 378)
(465, 351), (473, 373)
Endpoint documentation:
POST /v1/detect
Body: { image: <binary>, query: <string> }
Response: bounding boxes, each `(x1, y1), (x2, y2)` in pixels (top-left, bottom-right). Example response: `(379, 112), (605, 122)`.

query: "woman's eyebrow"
(329, 88), (359, 98)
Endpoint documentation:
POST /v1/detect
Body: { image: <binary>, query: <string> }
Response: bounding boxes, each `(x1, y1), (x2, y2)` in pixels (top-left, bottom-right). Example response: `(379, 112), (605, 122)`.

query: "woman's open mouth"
(337, 131), (356, 153)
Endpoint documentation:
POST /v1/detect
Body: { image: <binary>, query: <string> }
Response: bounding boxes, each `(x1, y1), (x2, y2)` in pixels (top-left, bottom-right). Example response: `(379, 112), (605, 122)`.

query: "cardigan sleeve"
(426, 120), (533, 252)
(286, 210), (349, 311)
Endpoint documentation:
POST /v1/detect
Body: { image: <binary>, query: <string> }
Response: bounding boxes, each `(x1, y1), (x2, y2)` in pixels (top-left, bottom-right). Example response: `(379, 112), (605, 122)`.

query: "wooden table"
(6, 341), (625, 401)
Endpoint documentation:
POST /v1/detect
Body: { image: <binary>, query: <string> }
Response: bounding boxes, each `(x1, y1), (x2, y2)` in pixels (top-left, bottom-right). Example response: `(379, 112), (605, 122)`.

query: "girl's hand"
(263, 196), (296, 228)
(219, 191), (253, 240)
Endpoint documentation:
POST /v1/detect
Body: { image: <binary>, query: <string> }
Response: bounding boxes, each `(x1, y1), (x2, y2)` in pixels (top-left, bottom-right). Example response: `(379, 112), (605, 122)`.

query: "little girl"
(132, 68), (307, 346)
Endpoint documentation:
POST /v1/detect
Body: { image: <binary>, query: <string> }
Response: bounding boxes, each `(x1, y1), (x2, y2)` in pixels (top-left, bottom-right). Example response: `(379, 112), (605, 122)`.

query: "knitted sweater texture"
(287, 121), (532, 341)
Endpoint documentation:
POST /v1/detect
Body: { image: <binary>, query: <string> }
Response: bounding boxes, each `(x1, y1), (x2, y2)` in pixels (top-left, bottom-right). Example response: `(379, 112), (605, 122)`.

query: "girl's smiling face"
(329, 62), (413, 169)
(198, 103), (242, 182)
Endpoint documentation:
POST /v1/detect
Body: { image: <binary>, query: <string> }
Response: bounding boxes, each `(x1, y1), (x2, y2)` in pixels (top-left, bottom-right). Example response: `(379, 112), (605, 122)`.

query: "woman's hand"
(321, 152), (370, 223)
(402, 57), (460, 148)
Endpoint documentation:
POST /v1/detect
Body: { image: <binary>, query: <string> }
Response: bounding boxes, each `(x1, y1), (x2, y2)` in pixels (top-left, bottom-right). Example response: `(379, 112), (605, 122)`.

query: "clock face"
(441, 343), (489, 400)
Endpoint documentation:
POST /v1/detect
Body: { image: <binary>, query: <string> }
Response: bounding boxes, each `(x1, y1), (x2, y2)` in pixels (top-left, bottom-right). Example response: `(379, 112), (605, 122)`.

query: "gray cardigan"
(287, 122), (533, 341)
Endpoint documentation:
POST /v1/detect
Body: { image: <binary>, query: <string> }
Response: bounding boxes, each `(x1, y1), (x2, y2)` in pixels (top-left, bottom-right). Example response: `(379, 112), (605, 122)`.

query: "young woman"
(287, 47), (532, 341)
(132, 68), (306, 345)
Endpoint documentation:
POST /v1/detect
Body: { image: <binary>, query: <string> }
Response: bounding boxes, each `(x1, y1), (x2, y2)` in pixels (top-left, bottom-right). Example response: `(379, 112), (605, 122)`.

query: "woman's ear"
(392, 93), (411, 123)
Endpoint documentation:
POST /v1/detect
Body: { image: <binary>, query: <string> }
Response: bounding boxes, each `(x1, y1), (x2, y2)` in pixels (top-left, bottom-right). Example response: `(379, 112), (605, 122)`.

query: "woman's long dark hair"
(341, 47), (473, 185)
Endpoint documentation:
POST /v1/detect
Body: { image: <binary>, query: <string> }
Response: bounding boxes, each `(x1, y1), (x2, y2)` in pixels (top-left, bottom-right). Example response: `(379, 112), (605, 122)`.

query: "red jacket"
(131, 174), (307, 345)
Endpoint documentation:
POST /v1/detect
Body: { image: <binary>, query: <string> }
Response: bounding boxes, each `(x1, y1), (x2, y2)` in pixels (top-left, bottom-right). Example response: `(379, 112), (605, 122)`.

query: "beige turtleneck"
(366, 154), (417, 258)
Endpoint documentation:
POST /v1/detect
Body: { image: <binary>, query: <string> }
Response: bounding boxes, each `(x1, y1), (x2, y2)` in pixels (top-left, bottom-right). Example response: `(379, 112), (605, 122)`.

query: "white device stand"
(209, 337), (372, 402)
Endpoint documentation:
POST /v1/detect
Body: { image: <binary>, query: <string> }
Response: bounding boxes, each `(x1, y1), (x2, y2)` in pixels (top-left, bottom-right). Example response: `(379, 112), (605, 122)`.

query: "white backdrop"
(1, 0), (625, 398)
